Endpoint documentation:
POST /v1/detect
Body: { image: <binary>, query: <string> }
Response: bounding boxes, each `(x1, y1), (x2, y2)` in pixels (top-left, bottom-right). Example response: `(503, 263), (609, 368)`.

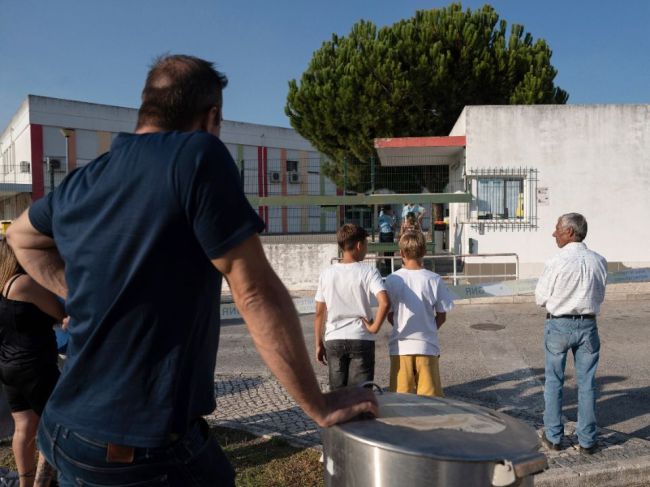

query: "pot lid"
(329, 392), (542, 463)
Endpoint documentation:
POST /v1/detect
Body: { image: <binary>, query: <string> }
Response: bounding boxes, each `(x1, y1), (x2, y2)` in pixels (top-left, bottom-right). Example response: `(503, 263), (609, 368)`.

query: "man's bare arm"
(213, 234), (377, 427)
(6, 210), (67, 299)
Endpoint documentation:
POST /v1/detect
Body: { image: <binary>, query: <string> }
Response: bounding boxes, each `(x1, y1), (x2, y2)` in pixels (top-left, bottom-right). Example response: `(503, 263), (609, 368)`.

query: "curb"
(534, 454), (650, 487)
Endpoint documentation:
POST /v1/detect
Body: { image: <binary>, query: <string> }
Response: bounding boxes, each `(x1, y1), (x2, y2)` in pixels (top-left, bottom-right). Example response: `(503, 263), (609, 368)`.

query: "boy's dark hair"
(399, 231), (426, 260)
(136, 54), (228, 131)
(337, 223), (368, 251)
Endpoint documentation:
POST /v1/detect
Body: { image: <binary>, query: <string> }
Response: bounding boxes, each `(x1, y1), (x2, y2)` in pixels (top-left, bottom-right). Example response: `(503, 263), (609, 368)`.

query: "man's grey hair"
(559, 213), (588, 241)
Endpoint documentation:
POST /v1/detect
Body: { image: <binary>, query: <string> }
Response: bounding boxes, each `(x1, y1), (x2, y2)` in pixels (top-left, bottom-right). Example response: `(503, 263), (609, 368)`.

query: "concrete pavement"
(209, 300), (650, 486)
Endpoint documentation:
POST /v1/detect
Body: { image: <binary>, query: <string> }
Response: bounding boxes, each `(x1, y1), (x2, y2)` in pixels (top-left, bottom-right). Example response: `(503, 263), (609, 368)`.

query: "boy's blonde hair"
(399, 231), (426, 260)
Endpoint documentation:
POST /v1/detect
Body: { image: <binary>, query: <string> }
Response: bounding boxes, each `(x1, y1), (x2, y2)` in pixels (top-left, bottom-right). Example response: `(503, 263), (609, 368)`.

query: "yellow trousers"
(389, 355), (444, 397)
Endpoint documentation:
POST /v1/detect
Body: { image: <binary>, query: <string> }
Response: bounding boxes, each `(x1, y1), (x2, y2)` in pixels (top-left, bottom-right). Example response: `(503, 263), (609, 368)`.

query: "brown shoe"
(541, 434), (561, 451)
(579, 444), (598, 455)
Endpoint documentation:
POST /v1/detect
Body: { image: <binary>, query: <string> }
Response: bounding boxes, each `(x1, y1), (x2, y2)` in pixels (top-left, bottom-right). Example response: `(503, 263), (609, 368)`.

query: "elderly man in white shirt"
(535, 213), (607, 455)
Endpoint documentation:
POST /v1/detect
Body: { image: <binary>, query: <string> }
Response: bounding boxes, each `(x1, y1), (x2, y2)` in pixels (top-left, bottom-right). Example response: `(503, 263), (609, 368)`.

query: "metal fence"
(239, 154), (467, 240)
(332, 253), (520, 285)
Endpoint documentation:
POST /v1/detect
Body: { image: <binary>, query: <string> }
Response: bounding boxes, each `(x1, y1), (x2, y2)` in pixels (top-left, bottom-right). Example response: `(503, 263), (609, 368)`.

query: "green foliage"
(285, 3), (568, 191)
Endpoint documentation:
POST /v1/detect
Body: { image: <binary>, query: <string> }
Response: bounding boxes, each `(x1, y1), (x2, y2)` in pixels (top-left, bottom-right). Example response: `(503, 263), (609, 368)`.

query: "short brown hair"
(337, 223), (367, 251)
(136, 54), (228, 131)
(399, 231), (426, 260)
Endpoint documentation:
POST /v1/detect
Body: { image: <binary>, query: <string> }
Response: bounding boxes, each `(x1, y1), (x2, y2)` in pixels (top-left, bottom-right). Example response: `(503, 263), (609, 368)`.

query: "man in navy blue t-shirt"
(8, 55), (377, 486)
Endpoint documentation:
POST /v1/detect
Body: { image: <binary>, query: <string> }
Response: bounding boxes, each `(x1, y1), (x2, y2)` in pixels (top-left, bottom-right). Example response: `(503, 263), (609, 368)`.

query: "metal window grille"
(465, 167), (538, 230)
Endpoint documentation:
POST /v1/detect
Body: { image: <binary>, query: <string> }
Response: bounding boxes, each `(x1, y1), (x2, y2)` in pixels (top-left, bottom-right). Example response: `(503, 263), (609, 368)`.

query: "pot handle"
(358, 381), (383, 395)
(511, 451), (548, 478)
(492, 452), (547, 487)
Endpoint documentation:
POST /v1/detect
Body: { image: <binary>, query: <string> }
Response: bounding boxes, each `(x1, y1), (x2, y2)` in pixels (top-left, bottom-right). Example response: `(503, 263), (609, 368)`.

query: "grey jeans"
(325, 340), (375, 390)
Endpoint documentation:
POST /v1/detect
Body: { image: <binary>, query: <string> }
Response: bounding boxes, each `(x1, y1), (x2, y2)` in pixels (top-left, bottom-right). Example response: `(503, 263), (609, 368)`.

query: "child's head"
(337, 223), (368, 260)
(399, 231), (426, 261)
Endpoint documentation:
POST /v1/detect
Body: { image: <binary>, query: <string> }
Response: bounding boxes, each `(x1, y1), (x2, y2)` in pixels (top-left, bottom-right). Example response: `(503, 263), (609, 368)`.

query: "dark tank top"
(0, 274), (58, 368)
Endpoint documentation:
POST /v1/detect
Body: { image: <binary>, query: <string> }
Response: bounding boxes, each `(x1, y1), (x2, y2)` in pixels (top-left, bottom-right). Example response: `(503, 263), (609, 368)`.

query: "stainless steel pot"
(322, 390), (547, 487)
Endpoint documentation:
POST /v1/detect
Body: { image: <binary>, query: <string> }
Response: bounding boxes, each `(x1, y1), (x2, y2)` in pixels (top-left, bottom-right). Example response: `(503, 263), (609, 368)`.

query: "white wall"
(264, 243), (338, 290)
(28, 95), (137, 133)
(0, 100), (31, 186)
(450, 105), (650, 276)
(220, 242), (338, 293)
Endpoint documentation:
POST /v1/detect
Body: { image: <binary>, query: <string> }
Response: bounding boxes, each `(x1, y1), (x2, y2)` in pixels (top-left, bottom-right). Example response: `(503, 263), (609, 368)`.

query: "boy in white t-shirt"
(314, 224), (390, 390)
(366, 231), (454, 397)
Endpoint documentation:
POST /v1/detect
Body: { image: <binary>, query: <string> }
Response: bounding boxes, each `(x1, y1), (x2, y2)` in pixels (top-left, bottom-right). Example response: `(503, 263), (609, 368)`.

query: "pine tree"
(285, 3), (568, 191)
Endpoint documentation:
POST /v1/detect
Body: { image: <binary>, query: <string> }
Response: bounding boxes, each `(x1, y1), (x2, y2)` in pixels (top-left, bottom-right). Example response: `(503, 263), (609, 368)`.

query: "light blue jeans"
(543, 316), (600, 447)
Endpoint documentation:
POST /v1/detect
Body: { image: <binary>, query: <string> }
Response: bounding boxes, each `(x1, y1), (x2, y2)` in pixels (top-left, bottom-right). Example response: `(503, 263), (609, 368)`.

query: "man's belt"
(546, 313), (596, 320)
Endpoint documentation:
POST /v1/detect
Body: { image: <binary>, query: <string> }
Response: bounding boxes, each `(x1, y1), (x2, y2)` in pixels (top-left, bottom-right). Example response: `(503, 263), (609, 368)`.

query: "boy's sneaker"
(541, 434), (561, 451)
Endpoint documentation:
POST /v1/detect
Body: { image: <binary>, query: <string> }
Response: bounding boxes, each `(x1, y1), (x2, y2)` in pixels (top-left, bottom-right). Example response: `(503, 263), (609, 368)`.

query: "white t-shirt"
(384, 268), (455, 356)
(315, 262), (386, 341)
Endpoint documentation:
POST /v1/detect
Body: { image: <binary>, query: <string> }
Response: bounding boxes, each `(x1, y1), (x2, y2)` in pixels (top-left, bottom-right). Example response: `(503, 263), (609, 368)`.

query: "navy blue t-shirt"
(29, 131), (264, 447)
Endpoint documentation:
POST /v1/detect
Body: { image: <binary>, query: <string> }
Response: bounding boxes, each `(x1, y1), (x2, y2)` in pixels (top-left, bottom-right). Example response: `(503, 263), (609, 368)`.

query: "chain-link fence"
(0, 154), (471, 245)
(238, 155), (466, 243)
(0, 163), (35, 220)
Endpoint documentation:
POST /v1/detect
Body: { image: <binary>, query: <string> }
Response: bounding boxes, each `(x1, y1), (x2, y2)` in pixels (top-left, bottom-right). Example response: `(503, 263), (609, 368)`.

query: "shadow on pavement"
(445, 367), (650, 440)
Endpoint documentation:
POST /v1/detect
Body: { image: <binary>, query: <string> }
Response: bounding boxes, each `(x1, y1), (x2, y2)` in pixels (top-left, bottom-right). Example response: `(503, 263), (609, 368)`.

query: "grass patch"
(0, 427), (324, 487)
(214, 426), (324, 487)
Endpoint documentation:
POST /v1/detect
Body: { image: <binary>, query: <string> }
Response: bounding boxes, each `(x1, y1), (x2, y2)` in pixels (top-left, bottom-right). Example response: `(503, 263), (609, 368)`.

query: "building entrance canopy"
(374, 136), (465, 166)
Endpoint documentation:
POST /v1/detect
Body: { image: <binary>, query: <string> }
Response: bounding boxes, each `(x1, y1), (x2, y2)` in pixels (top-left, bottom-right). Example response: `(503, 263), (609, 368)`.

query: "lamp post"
(59, 128), (74, 171)
(54, 128), (75, 192)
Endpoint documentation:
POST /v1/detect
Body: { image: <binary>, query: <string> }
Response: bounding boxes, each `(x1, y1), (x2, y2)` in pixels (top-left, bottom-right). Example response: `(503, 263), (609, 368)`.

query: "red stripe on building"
(30, 124), (44, 200)
(373, 135), (466, 149)
(67, 131), (77, 171)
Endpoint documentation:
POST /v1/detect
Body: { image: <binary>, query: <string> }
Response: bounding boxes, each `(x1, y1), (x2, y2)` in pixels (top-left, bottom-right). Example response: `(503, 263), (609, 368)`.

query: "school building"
(375, 104), (650, 279)
(0, 95), (339, 233)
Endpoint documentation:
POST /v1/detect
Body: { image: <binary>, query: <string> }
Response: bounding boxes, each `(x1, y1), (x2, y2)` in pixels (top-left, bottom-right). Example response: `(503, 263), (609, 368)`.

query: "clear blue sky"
(1, 0), (648, 130)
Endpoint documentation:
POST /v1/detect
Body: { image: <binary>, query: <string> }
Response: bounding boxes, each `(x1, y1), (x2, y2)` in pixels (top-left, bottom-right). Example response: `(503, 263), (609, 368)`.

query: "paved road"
(216, 300), (650, 442)
(211, 299), (650, 485)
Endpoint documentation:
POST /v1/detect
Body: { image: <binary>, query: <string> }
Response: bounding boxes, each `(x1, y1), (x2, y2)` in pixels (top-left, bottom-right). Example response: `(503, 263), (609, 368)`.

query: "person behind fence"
(378, 207), (396, 243)
(314, 224), (390, 389)
(400, 211), (421, 237)
(378, 206), (396, 273)
(6, 54), (378, 486)
(365, 231), (454, 397)
(0, 238), (63, 487)
(535, 213), (607, 455)
(401, 202), (425, 227)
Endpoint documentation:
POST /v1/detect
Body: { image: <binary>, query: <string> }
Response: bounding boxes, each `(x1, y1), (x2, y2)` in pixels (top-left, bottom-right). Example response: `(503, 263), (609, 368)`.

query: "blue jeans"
(543, 317), (600, 447)
(37, 411), (235, 486)
(325, 340), (375, 390)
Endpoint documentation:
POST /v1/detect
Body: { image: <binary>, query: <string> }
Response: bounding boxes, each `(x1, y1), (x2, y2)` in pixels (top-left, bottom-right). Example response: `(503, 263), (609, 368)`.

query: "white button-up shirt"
(535, 242), (607, 316)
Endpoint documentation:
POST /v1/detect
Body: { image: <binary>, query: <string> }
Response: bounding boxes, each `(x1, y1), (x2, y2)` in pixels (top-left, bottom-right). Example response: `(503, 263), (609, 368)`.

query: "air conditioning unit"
(19, 161), (30, 173)
(269, 171), (281, 183)
(288, 171), (300, 184)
